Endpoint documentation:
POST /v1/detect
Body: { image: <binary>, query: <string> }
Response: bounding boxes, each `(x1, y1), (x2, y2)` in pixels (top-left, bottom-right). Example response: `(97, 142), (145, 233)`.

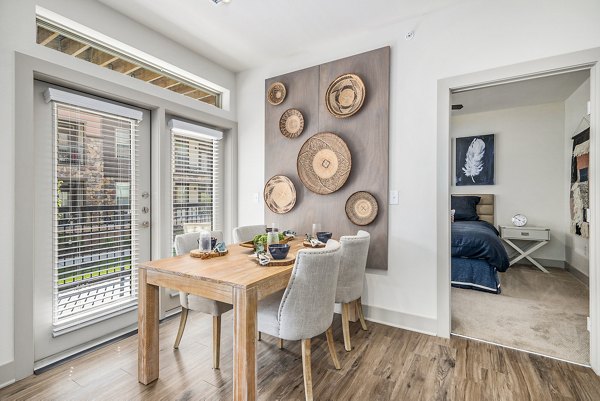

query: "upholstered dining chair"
(257, 240), (343, 401)
(173, 230), (233, 369)
(232, 224), (267, 243)
(336, 230), (371, 351)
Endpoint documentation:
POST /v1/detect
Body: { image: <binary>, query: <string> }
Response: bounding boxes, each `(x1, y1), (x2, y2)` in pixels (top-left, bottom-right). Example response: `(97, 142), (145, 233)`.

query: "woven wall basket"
(279, 109), (305, 138)
(325, 73), (365, 118)
(345, 191), (378, 225)
(264, 175), (297, 214)
(267, 82), (286, 105)
(297, 132), (352, 195)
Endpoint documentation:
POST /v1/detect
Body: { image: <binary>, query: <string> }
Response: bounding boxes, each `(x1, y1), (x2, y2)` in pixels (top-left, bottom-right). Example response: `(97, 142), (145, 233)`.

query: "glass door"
(33, 81), (151, 363)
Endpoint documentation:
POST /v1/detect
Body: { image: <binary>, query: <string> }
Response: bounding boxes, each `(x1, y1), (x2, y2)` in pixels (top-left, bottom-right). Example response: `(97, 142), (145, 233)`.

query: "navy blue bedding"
(451, 257), (500, 294)
(451, 220), (509, 272)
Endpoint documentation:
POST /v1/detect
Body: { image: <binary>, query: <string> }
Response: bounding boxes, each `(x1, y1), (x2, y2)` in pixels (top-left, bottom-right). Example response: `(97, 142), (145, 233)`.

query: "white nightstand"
(499, 225), (550, 273)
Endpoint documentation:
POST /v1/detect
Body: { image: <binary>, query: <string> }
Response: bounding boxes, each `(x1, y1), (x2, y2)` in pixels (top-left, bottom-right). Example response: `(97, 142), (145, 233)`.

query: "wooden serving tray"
(303, 240), (325, 248)
(190, 249), (229, 259)
(251, 253), (296, 267)
(239, 236), (294, 250)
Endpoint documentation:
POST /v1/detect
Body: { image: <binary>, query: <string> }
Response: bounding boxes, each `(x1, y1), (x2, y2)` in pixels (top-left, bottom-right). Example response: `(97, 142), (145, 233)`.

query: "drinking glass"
(267, 231), (279, 247)
(312, 223), (321, 239)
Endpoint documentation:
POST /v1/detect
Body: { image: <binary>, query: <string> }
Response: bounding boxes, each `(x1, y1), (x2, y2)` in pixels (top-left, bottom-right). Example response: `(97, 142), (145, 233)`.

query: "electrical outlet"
(389, 190), (399, 205)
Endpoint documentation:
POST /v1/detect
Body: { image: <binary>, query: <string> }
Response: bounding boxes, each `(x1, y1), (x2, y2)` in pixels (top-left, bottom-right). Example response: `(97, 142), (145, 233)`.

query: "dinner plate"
(297, 132), (352, 194)
(325, 73), (365, 118)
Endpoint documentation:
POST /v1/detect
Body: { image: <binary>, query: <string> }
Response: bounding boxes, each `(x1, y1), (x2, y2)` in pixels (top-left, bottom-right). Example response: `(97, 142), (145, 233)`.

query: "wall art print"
(456, 134), (495, 186)
(570, 128), (590, 238)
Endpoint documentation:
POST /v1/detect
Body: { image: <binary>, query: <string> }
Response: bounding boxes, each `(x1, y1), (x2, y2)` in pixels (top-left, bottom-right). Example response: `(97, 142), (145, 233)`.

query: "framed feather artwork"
(455, 134), (495, 186)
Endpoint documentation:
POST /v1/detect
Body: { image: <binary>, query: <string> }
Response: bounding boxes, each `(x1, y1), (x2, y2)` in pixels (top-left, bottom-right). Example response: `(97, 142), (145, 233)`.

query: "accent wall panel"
(265, 47), (389, 270)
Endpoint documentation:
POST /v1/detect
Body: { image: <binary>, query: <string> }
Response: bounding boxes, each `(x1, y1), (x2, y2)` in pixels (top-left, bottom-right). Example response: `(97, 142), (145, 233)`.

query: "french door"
(33, 81), (151, 363)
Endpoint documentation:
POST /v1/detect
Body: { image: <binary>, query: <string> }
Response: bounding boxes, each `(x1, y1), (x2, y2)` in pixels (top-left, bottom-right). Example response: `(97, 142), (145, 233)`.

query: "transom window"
(36, 18), (222, 108)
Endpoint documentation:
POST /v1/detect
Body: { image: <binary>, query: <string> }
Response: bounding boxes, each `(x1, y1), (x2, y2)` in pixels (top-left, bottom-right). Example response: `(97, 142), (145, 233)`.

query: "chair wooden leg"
(277, 338), (284, 349)
(341, 303), (352, 352)
(325, 325), (341, 370)
(173, 307), (189, 349)
(301, 338), (313, 401)
(258, 331), (262, 341)
(356, 298), (368, 331)
(212, 315), (221, 369)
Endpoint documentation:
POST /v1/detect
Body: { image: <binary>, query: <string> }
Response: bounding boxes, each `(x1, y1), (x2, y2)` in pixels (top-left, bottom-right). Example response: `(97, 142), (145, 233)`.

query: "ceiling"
(97, 0), (466, 72)
(451, 70), (590, 115)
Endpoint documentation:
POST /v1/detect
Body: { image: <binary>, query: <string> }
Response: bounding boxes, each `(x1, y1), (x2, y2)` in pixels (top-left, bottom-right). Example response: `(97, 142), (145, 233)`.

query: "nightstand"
(499, 226), (550, 273)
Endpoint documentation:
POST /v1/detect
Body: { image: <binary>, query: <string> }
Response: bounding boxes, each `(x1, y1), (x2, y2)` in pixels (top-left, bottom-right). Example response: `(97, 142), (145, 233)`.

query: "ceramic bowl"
(268, 243), (290, 260)
(316, 231), (332, 243)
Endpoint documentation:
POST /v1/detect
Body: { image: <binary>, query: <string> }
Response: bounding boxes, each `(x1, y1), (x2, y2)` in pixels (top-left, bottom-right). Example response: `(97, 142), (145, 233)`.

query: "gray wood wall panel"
(265, 47), (389, 270)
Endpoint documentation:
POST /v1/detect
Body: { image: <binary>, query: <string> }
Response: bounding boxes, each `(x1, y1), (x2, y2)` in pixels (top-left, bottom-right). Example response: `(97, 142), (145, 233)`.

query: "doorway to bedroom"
(448, 69), (592, 365)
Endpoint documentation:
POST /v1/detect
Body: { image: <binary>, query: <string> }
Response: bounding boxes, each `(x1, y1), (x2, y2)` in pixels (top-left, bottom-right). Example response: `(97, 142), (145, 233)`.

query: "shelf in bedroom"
(499, 225), (550, 273)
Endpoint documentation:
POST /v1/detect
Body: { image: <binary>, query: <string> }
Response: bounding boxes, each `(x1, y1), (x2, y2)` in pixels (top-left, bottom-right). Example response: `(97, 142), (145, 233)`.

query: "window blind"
(52, 101), (140, 333)
(170, 120), (222, 246)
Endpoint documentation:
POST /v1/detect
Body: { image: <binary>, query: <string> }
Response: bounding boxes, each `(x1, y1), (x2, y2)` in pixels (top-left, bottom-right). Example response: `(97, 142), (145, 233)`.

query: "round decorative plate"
(297, 132), (352, 195)
(267, 82), (286, 105)
(345, 191), (378, 226)
(264, 175), (297, 214)
(325, 73), (365, 118)
(279, 109), (305, 138)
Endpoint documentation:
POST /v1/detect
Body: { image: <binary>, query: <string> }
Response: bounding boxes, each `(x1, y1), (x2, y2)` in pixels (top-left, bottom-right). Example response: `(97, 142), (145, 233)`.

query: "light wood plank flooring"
(2, 311), (600, 400)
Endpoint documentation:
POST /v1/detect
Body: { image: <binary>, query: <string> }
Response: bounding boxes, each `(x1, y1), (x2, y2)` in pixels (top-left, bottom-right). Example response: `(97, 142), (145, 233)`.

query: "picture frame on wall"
(455, 134), (495, 186)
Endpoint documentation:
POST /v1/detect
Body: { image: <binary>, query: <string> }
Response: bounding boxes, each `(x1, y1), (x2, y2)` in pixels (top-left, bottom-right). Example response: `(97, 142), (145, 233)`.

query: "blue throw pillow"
(451, 196), (480, 221)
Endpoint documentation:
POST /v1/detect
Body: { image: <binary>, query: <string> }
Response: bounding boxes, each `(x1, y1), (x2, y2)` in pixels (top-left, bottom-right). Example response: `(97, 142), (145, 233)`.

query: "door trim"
(436, 47), (600, 374)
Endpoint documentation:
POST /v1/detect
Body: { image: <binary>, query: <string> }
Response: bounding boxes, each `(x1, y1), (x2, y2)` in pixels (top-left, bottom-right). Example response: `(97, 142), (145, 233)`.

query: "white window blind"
(51, 100), (140, 333)
(170, 119), (222, 245)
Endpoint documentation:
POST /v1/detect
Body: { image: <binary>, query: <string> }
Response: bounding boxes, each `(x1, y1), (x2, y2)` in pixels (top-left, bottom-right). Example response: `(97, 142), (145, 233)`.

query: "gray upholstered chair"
(258, 240), (343, 401)
(173, 230), (233, 369)
(336, 230), (371, 351)
(232, 224), (267, 243)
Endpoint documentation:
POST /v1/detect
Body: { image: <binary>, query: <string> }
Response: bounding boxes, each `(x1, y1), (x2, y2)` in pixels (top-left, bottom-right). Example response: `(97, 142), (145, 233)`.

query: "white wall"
(236, 0), (600, 333)
(0, 0), (236, 385)
(565, 78), (591, 275)
(451, 103), (567, 263)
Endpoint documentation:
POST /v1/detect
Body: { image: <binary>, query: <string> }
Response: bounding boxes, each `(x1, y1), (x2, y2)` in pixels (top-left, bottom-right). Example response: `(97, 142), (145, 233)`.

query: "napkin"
(214, 242), (227, 252)
(252, 251), (271, 266)
(309, 238), (325, 247)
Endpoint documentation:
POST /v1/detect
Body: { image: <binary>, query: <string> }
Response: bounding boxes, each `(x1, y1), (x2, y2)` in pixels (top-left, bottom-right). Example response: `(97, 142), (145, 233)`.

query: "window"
(57, 120), (85, 164)
(36, 18), (222, 108)
(51, 97), (141, 331)
(115, 128), (131, 160)
(170, 119), (222, 246)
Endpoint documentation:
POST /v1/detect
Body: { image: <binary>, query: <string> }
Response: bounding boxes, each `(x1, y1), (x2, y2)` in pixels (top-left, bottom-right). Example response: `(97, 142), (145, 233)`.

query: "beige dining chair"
(173, 230), (233, 369)
(232, 224), (267, 243)
(257, 240), (342, 401)
(336, 230), (371, 351)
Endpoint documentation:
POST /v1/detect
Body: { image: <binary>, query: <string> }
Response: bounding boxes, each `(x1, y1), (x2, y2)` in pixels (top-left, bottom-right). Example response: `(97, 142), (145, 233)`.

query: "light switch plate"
(389, 190), (399, 205)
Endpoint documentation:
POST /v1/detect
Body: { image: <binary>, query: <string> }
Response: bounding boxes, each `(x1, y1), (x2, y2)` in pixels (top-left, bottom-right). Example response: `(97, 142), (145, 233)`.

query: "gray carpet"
(451, 265), (590, 365)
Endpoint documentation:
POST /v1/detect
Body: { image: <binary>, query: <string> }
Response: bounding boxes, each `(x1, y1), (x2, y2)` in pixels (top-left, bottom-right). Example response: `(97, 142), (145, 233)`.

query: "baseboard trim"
(0, 360), (15, 390)
(362, 304), (437, 336)
(514, 257), (566, 269)
(566, 262), (589, 286)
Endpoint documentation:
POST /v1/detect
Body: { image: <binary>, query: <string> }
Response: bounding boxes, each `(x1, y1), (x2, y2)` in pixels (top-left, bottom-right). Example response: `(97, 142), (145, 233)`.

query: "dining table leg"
(233, 286), (258, 401)
(138, 269), (160, 384)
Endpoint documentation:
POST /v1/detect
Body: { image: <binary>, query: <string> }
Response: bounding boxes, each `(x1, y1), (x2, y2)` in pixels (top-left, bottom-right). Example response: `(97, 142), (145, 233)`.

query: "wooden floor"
(2, 311), (600, 401)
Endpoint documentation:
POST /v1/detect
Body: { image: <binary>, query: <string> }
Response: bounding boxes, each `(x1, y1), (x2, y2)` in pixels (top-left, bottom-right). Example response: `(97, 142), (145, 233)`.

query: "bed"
(451, 194), (510, 294)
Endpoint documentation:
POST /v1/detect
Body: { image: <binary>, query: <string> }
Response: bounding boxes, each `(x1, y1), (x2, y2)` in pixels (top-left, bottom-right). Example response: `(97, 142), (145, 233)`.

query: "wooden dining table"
(137, 238), (303, 401)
